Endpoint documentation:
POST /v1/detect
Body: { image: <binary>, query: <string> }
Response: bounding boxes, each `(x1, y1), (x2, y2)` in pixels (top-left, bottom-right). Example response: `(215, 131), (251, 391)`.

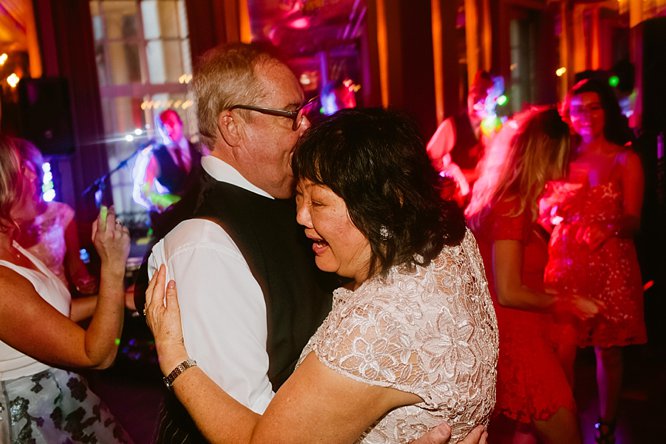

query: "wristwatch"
(163, 359), (197, 389)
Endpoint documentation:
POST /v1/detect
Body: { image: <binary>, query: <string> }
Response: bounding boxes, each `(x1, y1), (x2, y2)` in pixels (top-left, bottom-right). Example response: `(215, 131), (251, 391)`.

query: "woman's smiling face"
(569, 91), (606, 143)
(296, 179), (372, 288)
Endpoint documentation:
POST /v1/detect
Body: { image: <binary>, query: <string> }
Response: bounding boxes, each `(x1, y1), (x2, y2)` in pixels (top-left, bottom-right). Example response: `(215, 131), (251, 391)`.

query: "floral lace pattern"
(298, 230), (498, 443)
(24, 202), (74, 289)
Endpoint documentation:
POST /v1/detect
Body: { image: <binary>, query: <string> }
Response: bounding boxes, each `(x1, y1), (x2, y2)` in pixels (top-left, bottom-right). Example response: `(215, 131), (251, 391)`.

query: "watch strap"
(163, 359), (197, 389)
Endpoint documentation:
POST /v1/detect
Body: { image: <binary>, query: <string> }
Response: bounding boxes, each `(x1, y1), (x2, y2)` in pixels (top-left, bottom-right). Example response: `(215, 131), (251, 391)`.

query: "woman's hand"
(145, 265), (189, 376)
(409, 424), (488, 444)
(568, 294), (603, 321)
(92, 206), (130, 274)
(575, 222), (612, 251)
(551, 290), (603, 322)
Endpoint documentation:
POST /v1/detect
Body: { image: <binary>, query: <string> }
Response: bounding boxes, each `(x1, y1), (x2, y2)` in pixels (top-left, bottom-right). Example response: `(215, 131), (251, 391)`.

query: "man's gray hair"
(193, 42), (281, 148)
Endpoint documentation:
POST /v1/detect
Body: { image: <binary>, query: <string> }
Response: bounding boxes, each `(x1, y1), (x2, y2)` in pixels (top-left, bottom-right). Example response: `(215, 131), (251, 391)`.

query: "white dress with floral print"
(298, 230), (498, 443)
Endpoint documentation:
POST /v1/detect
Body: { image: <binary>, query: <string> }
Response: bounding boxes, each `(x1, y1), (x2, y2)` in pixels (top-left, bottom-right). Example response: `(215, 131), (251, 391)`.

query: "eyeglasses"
(229, 96), (319, 131)
(569, 103), (604, 117)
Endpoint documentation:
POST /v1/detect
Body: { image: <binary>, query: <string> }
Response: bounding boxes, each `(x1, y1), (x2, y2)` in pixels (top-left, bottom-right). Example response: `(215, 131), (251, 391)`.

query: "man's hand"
(409, 423), (487, 444)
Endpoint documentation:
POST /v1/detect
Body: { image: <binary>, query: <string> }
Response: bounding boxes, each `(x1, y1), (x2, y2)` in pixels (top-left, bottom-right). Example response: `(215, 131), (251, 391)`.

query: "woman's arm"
(70, 295), (98, 322)
(493, 240), (599, 319)
(427, 118), (455, 172)
(171, 352), (413, 443)
(145, 267), (420, 444)
(493, 239), (555, 310)
(0, 209), (129, 369)
(617, 150), (644, 235)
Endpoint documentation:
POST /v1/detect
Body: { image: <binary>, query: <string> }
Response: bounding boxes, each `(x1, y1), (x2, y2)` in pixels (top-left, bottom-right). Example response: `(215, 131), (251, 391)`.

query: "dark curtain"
(32, 0), (109, 236)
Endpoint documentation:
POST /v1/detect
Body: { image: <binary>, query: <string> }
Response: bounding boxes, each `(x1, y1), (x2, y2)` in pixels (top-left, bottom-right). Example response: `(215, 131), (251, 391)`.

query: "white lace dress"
(24, 201), (74, 288)
(298, 230), (498, 443)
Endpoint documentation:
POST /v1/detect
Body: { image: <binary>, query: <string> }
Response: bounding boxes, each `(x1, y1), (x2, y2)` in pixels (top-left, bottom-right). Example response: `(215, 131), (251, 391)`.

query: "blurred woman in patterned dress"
(13, 138), (100, 321)
(467, 108), (600, 443)
(540, 78), (646, 443)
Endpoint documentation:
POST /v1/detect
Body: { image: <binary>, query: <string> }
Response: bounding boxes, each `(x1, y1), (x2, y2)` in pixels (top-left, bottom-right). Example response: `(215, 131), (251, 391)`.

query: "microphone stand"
(82, 139), (156, 208)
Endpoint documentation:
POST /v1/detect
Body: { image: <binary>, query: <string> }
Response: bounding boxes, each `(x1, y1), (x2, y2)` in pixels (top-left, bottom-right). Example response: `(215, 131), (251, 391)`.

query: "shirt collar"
(201, 156), (274, 199)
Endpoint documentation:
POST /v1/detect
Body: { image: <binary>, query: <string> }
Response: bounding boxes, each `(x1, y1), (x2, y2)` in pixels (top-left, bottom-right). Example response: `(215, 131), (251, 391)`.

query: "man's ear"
(217, 111), (242, 147)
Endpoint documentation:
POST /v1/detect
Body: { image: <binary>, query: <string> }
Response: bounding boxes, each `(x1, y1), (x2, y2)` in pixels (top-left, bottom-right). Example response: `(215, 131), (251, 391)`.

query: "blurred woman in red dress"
(467, 108), (599, 443)
(540, 78), (646, 443)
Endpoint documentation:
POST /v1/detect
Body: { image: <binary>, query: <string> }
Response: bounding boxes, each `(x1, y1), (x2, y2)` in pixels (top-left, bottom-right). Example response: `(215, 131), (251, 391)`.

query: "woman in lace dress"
(540, 79), (646, 443)
(13, 138), (101, 322)
(467, 108), (600, 443)
(13, 139), (97, 291)
(145, 109), (498, 443)
(0, 136), (133, 443)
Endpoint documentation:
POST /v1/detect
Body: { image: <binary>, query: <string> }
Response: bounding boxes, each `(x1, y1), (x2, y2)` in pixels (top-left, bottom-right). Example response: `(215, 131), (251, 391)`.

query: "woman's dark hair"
(563, 78), (633, 146)
(292, 108), (466, 277)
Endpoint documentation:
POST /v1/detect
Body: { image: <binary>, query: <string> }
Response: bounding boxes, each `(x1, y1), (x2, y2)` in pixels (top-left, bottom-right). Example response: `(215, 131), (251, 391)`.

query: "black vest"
(153, 142), (202, 196)
(194, 175), (334, 387)
(154, 171), (335, 443)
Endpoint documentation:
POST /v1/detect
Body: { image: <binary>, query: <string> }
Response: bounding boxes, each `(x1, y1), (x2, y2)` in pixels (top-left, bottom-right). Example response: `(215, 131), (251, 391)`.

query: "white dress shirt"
(148, 155), (275, 413)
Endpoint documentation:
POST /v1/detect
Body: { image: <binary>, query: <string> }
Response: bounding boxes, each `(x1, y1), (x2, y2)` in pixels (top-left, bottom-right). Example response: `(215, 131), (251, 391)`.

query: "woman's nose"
(295, 198), (312, 228)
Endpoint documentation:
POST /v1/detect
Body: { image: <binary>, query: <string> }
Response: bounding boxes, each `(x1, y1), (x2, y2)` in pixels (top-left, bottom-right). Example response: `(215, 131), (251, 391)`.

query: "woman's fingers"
(145, 265), (164, 312)
(99, 205), (108, 232)
(144, 270), (157, 309)
(146, 267), (166, 330)
(458, 425), (486, 444)
(105, 208), (116, 232)
(112, 210), (130, 237)
(409, 423), (451, 444)
(593, 297), (606, 311)
(165, 279), (177, 309)
(572, 295), (604, 321)
(91, 219), (98, 241)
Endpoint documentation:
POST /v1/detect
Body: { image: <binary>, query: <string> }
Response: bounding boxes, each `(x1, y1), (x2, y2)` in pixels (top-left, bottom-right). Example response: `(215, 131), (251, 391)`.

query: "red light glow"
(289, 17), (310, 29)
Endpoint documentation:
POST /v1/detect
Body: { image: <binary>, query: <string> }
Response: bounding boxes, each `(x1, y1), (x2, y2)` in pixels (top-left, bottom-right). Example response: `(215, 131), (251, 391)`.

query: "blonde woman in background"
(0, 135), (133, 443)
(467, 108), (600, 443)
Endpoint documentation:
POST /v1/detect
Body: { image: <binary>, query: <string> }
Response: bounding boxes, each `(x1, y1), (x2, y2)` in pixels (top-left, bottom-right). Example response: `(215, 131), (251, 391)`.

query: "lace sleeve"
(300, 234), (497, 443)
(310, 239), (497, 410)
(312, 296), (429, 397)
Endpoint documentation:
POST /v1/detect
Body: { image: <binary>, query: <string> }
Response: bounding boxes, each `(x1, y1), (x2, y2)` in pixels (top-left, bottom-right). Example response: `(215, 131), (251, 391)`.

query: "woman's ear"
(23, 163), (38, 182)
(217, 111), (242, 147)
